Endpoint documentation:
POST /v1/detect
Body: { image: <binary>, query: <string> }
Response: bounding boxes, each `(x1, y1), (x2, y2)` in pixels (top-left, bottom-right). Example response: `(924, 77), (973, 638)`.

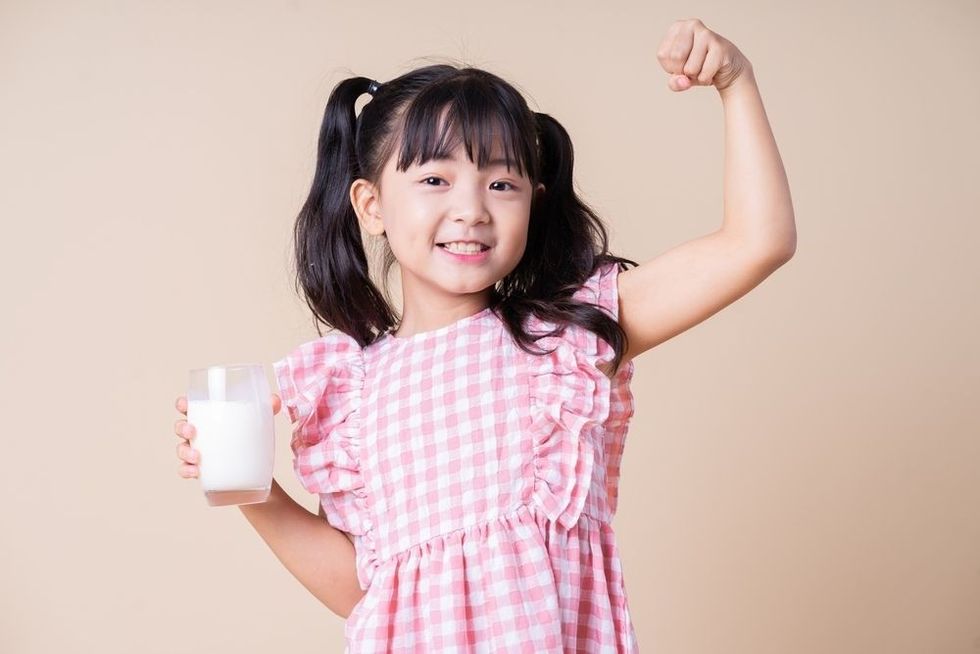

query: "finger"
(176, 395), (187, 415)
(697, 43), (724, 86)
(177, 441), (199, 463)
(178, 462), (199, 478)
(179, 421), (195, 440)
(669, 74), (692, 92)
(666, 25), (696, 76)
(655, 23), (684, 74)
(271, 393), (281, 416)
(174, 418), (187, 438)
(655, 19), (694, 75)
(682, 28), (712, 81)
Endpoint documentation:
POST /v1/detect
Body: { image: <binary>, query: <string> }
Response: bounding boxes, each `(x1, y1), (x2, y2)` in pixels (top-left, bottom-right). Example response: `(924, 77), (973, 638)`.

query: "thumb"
(271, 393), (282, 416)
(669, 74), (694, 92)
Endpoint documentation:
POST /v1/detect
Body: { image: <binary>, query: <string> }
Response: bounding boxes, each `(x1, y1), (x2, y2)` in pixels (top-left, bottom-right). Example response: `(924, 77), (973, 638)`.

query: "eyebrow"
(430, 153), (514, 168)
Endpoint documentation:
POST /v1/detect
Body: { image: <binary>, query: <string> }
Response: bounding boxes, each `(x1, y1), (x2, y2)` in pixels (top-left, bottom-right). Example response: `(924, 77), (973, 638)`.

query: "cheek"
(379, 224), (411, 260)
(494, 223), (530, 261)
(501, 214), (531, 245)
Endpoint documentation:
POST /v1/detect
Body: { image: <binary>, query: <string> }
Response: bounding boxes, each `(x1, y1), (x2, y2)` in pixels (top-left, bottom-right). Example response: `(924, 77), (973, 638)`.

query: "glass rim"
(189, 363), (265, 374)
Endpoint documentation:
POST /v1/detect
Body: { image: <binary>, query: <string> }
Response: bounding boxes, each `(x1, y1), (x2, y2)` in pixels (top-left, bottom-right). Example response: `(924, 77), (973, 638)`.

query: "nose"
(451, 184), (491, 224)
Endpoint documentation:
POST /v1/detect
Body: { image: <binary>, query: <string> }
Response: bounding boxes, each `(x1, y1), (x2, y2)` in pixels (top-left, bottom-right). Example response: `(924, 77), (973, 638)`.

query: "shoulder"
(520, 261), (629, 380)
(272, 331), (365, 427)
(572, 261), (624, 321)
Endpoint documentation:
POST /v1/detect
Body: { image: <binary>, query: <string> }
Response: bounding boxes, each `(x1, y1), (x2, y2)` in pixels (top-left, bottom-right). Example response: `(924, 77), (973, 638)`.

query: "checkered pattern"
(273, 262), (638, 653)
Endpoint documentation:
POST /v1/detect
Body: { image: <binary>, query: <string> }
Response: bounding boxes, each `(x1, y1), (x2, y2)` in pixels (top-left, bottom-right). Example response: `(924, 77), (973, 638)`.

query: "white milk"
(187, 399), (274, 494)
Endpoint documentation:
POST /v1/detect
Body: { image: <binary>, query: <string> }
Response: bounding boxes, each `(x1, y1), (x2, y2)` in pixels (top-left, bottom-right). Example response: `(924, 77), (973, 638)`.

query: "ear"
(535, 182), (546, 196)
(350, 178), (385, 236)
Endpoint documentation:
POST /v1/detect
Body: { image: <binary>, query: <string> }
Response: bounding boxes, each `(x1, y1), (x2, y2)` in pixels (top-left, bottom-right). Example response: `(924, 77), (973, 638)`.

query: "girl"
(173, 19), (795, 653)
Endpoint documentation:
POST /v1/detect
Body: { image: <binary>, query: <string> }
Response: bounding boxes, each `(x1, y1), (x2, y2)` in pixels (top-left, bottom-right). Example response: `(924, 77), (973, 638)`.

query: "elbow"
(777, 221), (798, 261)
(763, 214), (797, 263)
(757, 231), (796, 266)
(773, 238), (796, 264)
(730, 221), (797, 266)
(335, 587), (367, 620)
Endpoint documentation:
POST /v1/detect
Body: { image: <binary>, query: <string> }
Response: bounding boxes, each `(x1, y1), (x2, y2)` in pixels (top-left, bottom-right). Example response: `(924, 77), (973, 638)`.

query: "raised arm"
(617, 19), (796, 362)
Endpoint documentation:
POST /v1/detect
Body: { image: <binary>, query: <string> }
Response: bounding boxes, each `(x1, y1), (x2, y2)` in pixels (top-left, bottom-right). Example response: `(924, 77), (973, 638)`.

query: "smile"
(436, 243), (492, 263)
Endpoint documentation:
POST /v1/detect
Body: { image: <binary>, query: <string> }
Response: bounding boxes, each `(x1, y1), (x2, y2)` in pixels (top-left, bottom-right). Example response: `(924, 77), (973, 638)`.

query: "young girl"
(174, 19), (795, 653)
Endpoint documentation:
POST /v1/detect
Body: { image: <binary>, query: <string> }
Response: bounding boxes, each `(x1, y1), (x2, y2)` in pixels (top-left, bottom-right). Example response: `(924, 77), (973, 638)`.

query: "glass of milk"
(187, 364), (275, 506)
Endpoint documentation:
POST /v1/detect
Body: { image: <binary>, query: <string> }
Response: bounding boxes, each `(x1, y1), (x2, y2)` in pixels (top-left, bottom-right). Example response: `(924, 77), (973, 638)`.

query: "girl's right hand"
(174, 393), (282, 479)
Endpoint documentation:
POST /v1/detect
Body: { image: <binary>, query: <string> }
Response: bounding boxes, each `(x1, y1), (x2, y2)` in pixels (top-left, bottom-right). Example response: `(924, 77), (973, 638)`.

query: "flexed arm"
(617, 19), (797, 362)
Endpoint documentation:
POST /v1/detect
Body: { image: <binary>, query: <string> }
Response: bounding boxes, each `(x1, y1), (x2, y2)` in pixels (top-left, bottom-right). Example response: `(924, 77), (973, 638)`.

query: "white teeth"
(442, 242), (486, 254)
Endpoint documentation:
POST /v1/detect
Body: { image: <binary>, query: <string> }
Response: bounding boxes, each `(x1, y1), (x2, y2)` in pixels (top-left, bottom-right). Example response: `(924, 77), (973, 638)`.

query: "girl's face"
(353, 137), (544, 324)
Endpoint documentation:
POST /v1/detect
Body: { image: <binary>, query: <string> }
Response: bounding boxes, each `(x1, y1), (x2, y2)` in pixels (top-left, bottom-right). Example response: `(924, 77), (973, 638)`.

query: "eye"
(419, 177), (519, 191)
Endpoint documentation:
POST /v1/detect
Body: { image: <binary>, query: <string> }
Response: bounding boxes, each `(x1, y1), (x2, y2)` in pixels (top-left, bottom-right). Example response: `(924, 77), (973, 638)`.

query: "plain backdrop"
(2, 1), (978, 652)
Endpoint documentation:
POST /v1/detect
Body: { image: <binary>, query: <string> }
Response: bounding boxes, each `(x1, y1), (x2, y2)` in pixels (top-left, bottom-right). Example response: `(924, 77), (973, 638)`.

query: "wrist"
(718, 64), (756, 100)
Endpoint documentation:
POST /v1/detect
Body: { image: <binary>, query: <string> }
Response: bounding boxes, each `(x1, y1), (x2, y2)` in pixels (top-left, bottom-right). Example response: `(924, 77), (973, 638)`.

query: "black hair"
(288, 60), (639, 375)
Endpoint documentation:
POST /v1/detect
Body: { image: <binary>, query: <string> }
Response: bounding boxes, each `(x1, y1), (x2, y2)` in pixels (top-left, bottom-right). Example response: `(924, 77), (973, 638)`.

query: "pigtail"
(518, 111), (636, 375)
(531, 112), (610, 285)
(290, 77), (395, 347)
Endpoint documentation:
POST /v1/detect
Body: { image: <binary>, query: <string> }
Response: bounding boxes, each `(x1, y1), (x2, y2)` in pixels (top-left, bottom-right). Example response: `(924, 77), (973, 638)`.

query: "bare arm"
(618, 25), (797, 362)
(238, 479), (365, 618)
(717, 65), (796, 255)
(319, 502), (358, 546)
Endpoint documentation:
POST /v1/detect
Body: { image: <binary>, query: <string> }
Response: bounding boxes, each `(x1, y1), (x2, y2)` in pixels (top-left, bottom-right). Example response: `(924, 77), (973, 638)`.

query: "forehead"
(377, 95), (534, 184)
(383, 137), (517, 175)
(424, 147), (513, 168)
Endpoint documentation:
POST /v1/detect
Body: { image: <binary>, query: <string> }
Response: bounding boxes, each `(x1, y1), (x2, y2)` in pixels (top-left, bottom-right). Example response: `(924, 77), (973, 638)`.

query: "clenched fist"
(656, 18), (751, 93)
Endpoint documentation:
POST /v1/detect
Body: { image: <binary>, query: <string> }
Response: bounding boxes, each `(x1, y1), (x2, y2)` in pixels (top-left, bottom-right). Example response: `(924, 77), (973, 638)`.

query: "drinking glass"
(187, 364), (275, 506)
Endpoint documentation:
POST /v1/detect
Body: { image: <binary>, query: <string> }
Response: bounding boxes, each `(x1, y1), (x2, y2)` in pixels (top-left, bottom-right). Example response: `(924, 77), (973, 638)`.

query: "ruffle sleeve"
(272, 331), (379, 588)
(524, 262), (630, 529)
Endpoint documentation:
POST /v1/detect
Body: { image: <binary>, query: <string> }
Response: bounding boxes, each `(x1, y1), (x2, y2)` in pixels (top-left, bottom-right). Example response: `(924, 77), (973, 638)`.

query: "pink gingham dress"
(273, 262), (638, 653)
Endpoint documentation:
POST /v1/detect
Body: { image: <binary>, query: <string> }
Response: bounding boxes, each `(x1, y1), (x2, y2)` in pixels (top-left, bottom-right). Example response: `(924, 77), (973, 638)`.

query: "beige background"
(2, 1), (978, 652)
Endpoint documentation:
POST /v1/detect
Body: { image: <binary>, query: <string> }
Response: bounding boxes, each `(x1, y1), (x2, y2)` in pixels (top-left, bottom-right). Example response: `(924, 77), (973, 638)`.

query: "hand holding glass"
(186, 364), (276, 506)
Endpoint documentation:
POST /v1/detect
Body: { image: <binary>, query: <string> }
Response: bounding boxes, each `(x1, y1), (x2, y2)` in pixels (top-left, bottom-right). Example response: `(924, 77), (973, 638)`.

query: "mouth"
(436, 242), (492, 252)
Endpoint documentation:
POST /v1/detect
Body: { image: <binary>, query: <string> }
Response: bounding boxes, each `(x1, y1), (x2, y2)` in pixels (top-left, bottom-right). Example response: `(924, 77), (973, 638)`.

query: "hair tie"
(367, 79), (381, 96)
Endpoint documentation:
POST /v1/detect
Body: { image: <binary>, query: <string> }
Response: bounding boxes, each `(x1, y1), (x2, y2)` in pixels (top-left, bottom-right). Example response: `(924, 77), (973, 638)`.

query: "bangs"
(393, 80), (537, 181)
